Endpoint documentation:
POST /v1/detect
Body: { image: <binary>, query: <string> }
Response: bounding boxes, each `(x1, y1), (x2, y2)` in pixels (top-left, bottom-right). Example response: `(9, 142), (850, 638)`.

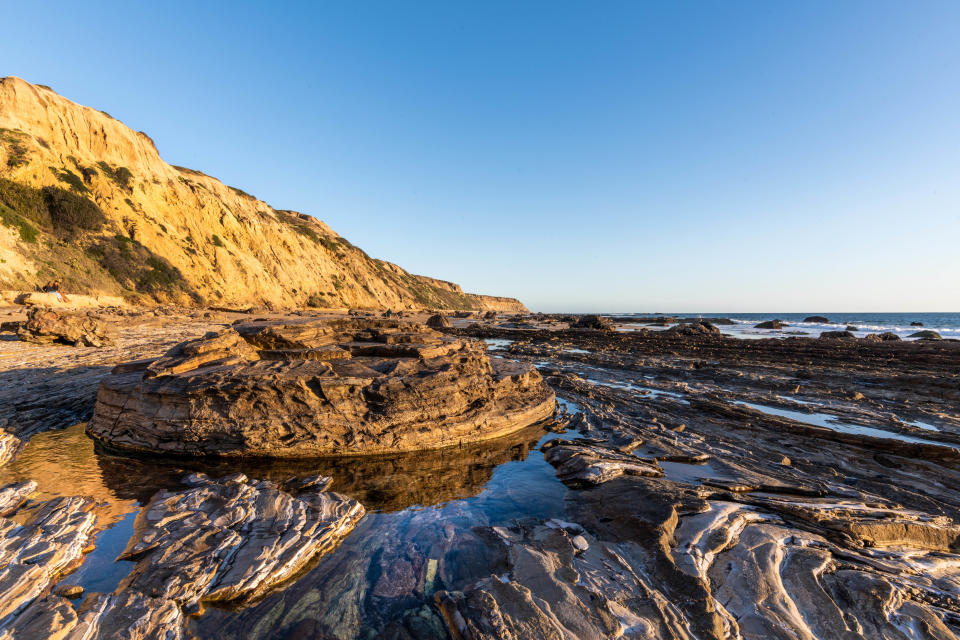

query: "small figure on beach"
(42, 279), (70, 303)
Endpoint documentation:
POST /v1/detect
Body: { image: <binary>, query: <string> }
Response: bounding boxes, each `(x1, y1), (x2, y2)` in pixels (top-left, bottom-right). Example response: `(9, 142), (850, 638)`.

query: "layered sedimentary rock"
(0, 487), (96, 627)
(88, 318), (555, 457)
(0, 474), (364, 639)
(441, 318), (960, 640)
(16, 307), (113, 347)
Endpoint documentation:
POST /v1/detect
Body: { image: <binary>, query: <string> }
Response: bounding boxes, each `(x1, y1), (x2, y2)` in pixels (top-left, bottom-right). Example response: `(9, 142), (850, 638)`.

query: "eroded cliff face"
(0, 76), (526, 311)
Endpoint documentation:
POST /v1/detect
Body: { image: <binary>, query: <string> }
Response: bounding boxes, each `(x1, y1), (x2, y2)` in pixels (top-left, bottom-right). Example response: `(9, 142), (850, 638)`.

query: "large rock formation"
(88, 318), (555, 457)
(0, 76), (526, 312)
(16, 306), (113, 347)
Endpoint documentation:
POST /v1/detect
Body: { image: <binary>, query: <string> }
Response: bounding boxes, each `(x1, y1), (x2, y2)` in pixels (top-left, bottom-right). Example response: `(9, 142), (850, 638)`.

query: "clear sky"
(3, 1), (958, 312)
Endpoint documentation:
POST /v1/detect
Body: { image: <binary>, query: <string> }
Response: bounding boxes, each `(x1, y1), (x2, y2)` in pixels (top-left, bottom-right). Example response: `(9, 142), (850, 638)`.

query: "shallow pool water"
(1, 409), (580, 638)
(734, 401), (950, 448)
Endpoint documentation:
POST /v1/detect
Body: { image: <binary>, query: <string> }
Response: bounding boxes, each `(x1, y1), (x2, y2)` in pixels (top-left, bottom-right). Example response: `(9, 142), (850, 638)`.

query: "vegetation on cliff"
(0, 77), (526, 311)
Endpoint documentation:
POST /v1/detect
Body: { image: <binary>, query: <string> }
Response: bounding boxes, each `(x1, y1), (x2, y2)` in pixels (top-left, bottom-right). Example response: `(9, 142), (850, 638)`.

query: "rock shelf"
(88, 318), (555, 457)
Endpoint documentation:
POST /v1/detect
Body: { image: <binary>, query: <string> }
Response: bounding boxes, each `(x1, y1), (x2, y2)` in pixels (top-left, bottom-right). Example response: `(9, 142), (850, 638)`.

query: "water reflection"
(0, 415), (574, 638)
(93, 422), (548, 513)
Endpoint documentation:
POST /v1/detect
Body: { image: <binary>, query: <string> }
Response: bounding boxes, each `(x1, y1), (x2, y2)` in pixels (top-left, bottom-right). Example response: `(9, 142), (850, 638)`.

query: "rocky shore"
(1, 308), (959, 638)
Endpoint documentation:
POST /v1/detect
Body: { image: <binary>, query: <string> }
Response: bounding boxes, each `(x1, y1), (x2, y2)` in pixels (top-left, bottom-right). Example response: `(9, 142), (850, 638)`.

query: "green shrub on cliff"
(42, 186), (106, 235)
(0, 204), (40, 243)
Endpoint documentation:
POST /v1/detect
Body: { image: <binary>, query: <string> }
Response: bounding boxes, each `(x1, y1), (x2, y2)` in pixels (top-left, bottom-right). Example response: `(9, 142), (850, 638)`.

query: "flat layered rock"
(88, 318), (555, 457)
(0, 491), (96, 627)
(0, 434), (22, 468)
(0, 474), (364, 639)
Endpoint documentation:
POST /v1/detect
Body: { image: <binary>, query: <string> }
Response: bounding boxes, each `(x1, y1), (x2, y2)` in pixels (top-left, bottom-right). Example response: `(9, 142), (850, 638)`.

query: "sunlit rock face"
(87, 318), (555, 457)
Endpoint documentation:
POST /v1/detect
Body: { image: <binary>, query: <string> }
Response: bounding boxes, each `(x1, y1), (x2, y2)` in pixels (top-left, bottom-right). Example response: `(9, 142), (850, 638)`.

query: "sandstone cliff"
(0, 77), (526, 311)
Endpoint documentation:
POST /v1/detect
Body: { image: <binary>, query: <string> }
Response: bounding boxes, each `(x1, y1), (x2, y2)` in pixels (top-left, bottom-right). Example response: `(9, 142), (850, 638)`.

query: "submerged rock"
(88, 318), (554, 457)
(16, 307), (113, 347)
(754, 319), (786, 329)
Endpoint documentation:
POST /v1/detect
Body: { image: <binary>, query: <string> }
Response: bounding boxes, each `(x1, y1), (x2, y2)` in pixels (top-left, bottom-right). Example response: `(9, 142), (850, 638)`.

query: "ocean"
(610, 312), (960, 340)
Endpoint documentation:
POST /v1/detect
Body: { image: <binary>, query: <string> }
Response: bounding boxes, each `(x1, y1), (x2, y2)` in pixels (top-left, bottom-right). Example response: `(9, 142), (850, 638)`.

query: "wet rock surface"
(88, 318), (555, 457)
(0, 473), (363, 639)
(446, 320), (960, 639)
(4, 309), (960, 639)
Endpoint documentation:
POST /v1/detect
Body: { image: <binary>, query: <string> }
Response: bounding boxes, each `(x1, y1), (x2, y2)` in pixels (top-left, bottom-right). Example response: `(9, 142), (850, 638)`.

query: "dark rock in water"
(820, 330), (856, 339)
(911, 321), (924, 326)
(755, 319), (786, 329)
(804, 315), (830, 323)
(663, 319), (721, 337)
(426, 313), (451, 328)
(863, 332), (902, 342)
(482, 311), (498, 320)
(909, 330), (942, 340)
(87, 318), (555, 457)
(574, 315), (613, 330)
(16, 307), (113, 347)
(845, 325), (858, 332)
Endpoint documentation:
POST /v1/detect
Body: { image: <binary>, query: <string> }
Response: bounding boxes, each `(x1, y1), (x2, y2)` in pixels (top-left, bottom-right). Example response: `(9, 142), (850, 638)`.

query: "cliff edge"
(0, 77), (526, 311)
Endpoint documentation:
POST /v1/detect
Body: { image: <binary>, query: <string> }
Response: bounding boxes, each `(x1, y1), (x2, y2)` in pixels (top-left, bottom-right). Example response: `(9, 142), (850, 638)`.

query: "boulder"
(88, 318), (555, 457)
(803, 316), (830, 323)
(820, 330), (856, 339)
(911, 321), (924, 326)
(863, 332), (901, 342)
(574, 315), (613, 330)
(909, 330), (942, 340)
(16, 307), (113, 347)
(426, 313), (451, 328)
(754, 320), (787, 329)
(845, 325), (858, 332)
(663, 320), (721, 337)
(482, 311), (498, 320)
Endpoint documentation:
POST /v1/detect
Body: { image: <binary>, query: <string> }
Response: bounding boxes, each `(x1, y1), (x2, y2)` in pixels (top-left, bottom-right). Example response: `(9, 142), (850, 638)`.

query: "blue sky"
(3, 1), (958, 312)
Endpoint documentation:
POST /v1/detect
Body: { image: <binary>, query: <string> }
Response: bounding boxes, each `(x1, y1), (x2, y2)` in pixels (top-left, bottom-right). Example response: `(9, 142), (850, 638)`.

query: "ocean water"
(611, 312), (960, 340)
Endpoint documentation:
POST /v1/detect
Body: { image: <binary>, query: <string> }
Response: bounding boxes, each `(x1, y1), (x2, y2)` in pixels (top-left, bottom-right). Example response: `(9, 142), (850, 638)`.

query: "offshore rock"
(16, 307), (113, 347)
(87, 318), (555, 457)
(820, 330), (856, 339)
(803, 315), (830, 323)
(754, 319), (786, 329)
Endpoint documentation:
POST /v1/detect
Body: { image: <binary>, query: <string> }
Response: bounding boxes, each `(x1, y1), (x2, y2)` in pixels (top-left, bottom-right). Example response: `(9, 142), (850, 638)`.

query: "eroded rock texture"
(0, 486), (96, 630)
(441, 320), (960, 640)
(88, 318), (554, 457)
(0, 474), (363, 639)
(16, 307), (113, 347)
(0, 434), (21, 467)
